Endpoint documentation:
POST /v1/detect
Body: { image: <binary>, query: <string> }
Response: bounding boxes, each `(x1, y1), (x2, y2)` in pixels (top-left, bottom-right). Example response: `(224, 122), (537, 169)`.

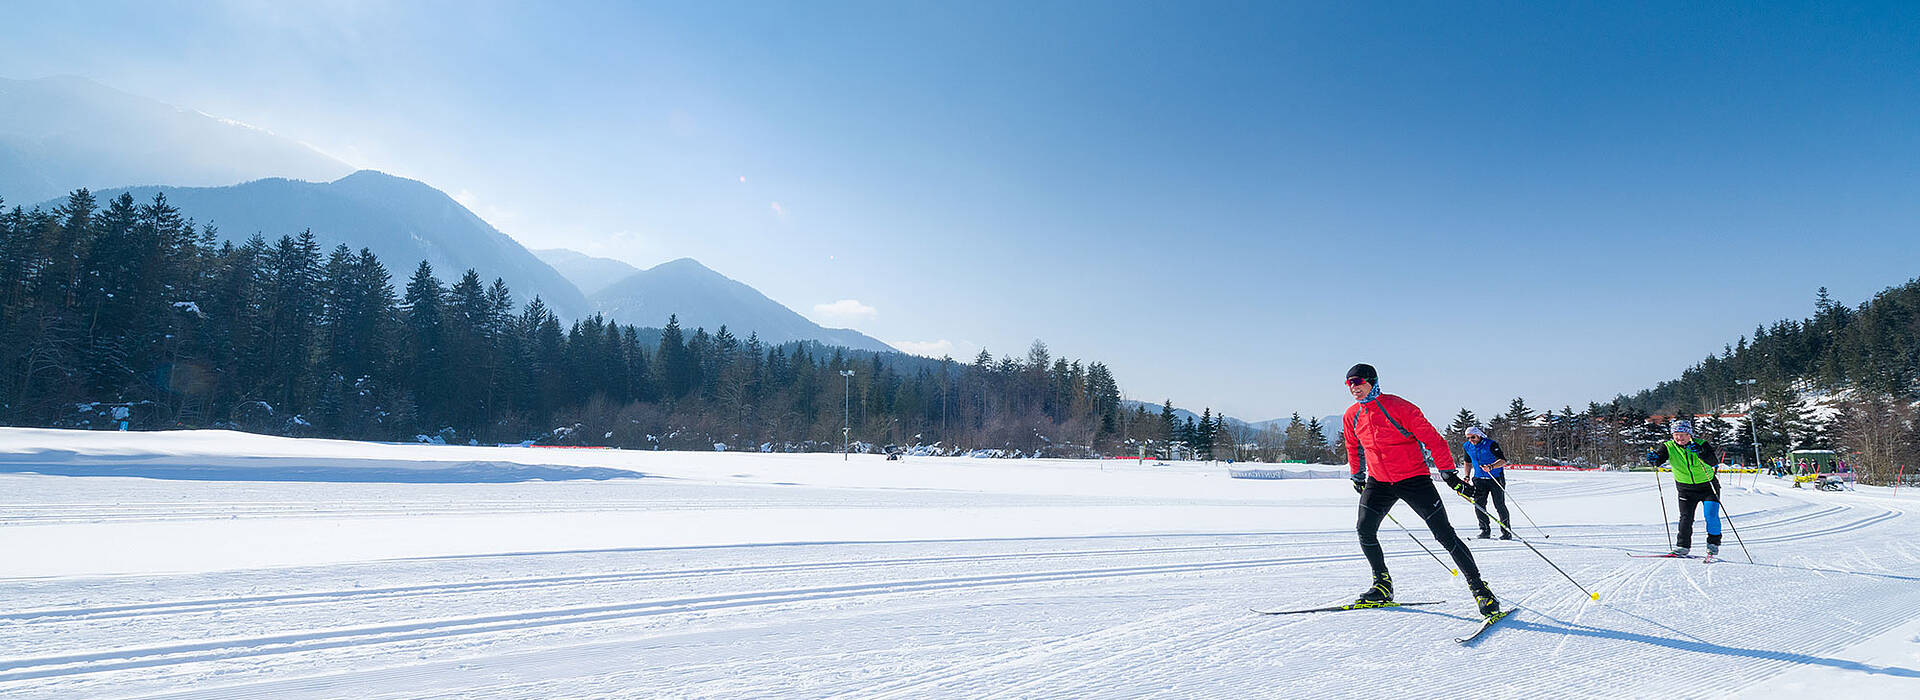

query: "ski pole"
(1387, 511), (1458, 577)
(1652, 465), (1673, 549)
(1484, 474), (1549, 539)
(1707, 479), (1754, 563)
(1450, 489), (1600, 601)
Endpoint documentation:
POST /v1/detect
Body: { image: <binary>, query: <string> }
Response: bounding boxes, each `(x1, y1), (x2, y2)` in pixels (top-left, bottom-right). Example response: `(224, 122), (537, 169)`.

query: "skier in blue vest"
(1460, 426), (1514, 540)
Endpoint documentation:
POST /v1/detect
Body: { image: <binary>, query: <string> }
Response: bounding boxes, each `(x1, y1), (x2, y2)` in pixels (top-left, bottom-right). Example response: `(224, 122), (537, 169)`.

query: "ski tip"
(1450, 569), (1459, 576)
(1589, 592), (1600, 601)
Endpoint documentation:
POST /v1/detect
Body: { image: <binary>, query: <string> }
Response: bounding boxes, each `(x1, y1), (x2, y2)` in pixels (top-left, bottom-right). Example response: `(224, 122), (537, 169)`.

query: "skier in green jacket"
(1645, 420), (1724, 557)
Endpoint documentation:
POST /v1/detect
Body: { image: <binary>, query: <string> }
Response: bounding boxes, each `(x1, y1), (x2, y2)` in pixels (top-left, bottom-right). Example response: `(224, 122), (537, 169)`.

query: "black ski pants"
(1357, 476), (1483, 585)
(1674, 478), (1724, 550)
(1472, 476), (1511, 536)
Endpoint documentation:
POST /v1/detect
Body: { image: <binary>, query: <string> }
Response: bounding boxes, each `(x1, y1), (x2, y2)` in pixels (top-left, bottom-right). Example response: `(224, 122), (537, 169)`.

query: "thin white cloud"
(812, 299), (877, 324)
(892, 339), (956, 358)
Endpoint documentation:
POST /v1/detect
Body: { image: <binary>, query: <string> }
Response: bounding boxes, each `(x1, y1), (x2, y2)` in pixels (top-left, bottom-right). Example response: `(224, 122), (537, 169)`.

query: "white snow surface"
(0, 428), (1916, 698)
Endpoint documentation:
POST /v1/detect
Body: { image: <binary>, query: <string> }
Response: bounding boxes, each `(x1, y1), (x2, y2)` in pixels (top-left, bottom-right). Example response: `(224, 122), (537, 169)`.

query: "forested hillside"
(1446, 284), (1920, 483)
(0, 189), (1142, 455)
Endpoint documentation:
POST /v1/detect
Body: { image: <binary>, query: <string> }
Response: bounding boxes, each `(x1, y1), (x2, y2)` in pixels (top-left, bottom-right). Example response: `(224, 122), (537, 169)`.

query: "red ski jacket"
(1343, 394), (1458, 483)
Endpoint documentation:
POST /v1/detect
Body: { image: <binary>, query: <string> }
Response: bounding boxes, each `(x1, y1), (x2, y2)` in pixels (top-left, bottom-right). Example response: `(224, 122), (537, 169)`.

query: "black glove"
(1351, 475), (1366, 494)
(1443, 471), (1467, 495)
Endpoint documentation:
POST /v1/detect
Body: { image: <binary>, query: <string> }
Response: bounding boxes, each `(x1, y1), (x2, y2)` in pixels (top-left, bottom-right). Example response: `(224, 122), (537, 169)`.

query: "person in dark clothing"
(1342, 363), (1499, 616)
(1461, 426), (1514, 540)
(1646, 420), (1724, 557)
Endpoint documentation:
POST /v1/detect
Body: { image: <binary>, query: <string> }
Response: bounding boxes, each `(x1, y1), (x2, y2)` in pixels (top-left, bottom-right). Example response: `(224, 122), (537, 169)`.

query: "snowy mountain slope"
(0, 427), (1915, 697)
(530, 248), (641, 297)
(51, 171), (592, 319)
(0, 76), (353, 204)
(590, 257), (894, 352)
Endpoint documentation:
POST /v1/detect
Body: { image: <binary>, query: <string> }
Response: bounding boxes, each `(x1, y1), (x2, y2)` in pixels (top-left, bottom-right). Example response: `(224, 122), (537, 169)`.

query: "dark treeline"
(1621, 284), (1920, 413)
(1437, 284), (1920, 483)
(0, 189), (1156, 455)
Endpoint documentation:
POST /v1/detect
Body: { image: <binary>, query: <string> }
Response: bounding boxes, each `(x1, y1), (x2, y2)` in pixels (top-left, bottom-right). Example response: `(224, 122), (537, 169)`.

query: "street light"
(1738, 379), (1761, 470)
(841, 370), (855, 461)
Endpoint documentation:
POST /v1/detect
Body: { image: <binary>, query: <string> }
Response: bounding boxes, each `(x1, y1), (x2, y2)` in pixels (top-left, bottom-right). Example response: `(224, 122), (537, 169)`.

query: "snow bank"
(0, 429), (637, 483)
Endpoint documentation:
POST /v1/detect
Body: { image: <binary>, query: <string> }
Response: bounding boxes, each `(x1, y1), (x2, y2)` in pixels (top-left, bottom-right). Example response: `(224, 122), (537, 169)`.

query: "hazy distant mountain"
(532, 248), (642, 297)
(0, 75), (354, 204)
(591, 258), (894, 353)
(1123, 402), (1343, 441)
(56, 171), (590, 318)
(1247, 415), (1344, 441)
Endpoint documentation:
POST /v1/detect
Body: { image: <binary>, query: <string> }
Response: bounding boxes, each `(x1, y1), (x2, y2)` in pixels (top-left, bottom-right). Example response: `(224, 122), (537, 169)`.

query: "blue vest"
(1463, 439), (1503, 478)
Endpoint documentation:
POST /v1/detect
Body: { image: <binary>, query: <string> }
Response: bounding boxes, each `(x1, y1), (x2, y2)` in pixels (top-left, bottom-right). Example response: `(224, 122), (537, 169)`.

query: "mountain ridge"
(45, 171), (591, 319)
(0, 75), (353, 203)
(588, 255), (894, 353)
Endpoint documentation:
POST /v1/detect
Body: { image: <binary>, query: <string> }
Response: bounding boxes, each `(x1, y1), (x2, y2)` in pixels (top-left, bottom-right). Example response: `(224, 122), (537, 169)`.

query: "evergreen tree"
(402, 260), (447, 426)
(1498, 397), (1537, 462)
(1158, 400), (1177, 457)
(1444, 408), (1480, 463)
(1302, 416), (1332, 463)
(1283, 412), (1309, 459)
(655, 314), (695, 400)
(1196, 408), (1217, 460)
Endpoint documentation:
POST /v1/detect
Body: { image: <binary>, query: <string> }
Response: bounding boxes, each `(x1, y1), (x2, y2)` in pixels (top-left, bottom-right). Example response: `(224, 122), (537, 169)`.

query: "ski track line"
(1745, 510), (1900, 545)
(114, 620), (1013, 700)
(0, 551), (1383, 683)
(1522, 556), (1920, 698)
(1675, 559), (1711, 600)
(975, 614), (1272, 699)
(969, 595), (1344, 700)
(1720, 586), (1920, 696)
(849, 603), (1218, 700)
(0, 540), (1308, 624)
(1, 535), (1405, 629)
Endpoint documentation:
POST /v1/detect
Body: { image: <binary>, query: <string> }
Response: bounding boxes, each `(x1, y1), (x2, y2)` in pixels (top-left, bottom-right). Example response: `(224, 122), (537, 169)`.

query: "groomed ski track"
(0, 432), (1916, 698)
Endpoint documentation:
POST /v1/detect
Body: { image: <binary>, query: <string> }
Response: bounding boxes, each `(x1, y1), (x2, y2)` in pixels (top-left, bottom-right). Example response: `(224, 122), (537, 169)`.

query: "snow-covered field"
(1, 428), (1916, 699)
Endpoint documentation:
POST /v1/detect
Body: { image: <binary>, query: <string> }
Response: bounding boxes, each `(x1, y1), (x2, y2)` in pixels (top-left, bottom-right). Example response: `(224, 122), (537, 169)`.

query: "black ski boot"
(1475, 530), (1492, 539)
(1469, 580), (1500, 616)
(1499, 530), (1515, 540)
(1353, 572), (1393, 605)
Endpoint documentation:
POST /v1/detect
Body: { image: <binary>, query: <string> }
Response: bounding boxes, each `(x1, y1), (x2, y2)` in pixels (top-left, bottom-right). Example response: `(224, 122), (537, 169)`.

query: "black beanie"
(1346, 363), (1377, 382)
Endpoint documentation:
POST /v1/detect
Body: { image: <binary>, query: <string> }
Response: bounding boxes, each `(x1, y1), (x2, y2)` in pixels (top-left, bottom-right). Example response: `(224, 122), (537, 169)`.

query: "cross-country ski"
(1252, 601), (1446, 615)
(1456, 609), (1517, 645)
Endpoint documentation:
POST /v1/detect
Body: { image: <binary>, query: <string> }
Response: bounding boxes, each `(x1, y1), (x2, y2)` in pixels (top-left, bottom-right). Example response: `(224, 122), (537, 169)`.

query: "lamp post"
(1738, 379), (1761, 470)
(841, 370), (855, 461)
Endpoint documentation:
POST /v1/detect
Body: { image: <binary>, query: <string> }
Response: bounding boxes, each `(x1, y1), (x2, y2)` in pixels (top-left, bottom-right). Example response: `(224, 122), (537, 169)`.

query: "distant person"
(1645, 420), (1724, 557)
(1460, 426), (1514, 540)
(1342, 363), (1499, 616)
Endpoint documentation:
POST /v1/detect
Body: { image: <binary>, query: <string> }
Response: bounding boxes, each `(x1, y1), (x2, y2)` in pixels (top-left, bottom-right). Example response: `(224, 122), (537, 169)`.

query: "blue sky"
(5, 1), (1919, 421)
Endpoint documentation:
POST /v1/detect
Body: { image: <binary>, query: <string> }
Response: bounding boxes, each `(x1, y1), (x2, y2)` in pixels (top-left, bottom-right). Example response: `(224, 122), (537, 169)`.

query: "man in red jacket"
(1342, 363), (1499, 616)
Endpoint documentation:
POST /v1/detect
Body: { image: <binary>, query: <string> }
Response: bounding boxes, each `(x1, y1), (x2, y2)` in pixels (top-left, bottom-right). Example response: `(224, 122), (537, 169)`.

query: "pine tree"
(656, 314), (694, 400)
(402, 260), (447, 427)
(1158, 400), (1177, 458)
(1445, 408), (1479, 463)
(1303, 416), (1332, 463)
(1283, 412), (1309, 460)
(1499, 397), (1536, 462)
